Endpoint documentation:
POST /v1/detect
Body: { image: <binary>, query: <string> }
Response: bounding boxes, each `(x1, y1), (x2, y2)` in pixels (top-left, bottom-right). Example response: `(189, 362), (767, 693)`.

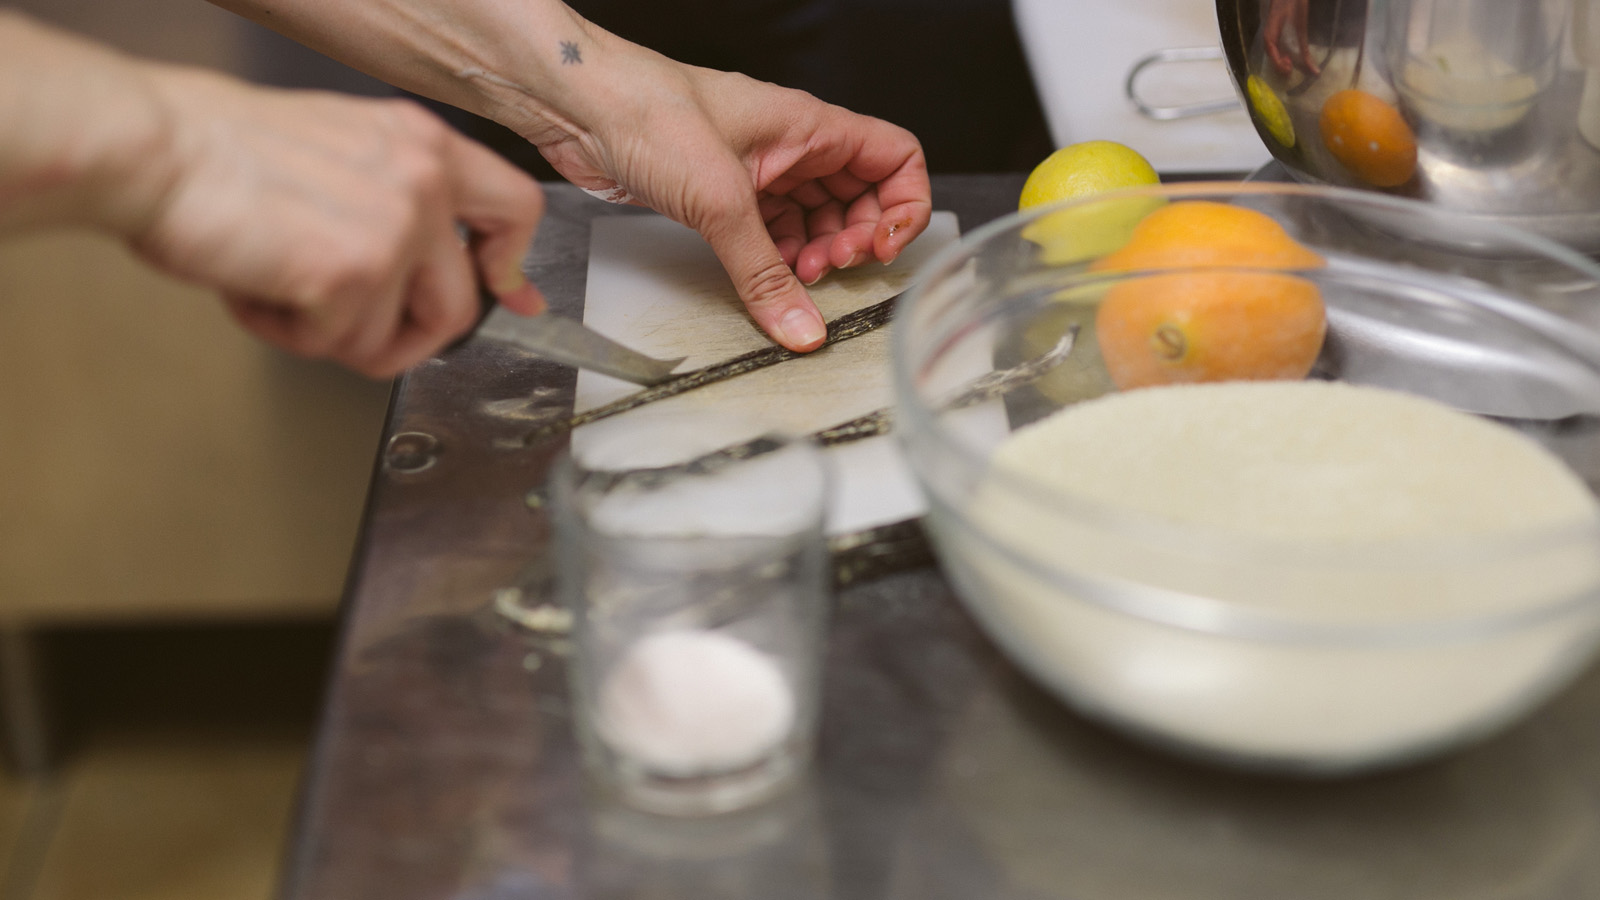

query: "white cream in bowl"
(947, 380), (1600, 771)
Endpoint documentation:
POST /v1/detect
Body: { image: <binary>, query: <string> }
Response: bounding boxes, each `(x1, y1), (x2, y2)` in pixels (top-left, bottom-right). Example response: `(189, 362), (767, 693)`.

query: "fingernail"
(844, 250), (868, 268)
(496, 262), (528, 295)
(779, 307), (826, 349)
(803, 267), (830, 286)
(499, 281), (546, 316)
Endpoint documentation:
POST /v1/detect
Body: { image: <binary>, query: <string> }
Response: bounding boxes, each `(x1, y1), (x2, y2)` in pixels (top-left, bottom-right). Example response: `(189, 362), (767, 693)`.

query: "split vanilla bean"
(555, 325), (1078, 496)
(518, 303), (1079, 589)
(523, 292), (901, 444)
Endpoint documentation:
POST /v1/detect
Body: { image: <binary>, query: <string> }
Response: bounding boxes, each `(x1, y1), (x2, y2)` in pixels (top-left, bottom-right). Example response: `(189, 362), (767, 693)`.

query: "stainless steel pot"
(1215, 0), (1600, 252)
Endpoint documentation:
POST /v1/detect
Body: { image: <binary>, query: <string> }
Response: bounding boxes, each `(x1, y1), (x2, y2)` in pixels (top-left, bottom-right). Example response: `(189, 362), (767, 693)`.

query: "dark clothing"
(423, 0), (1052, 176)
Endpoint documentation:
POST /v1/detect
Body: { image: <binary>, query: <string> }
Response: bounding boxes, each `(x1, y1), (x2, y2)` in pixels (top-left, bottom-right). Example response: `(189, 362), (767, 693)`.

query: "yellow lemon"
(1247, 75), (1296, 148)
(1019, 140), (1162, 263)
(1019, 140), (1160, 209)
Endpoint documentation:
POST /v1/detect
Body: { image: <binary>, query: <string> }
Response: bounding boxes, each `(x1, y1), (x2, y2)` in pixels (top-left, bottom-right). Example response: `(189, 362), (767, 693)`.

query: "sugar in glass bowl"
(892, 181), (1600, 774)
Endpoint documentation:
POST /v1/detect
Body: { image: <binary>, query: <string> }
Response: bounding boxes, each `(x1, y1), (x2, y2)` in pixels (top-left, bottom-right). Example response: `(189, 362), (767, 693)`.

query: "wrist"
(0, 13), (179, 237)
(77, 62), (185, 240)
(477, 23), (688, 154)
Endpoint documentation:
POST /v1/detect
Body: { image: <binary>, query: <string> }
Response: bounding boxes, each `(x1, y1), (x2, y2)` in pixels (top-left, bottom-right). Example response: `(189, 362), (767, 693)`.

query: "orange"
(1092, 199), (1324, 272)
(1089, 201), (1327, 390)
(1319, 89), (1417, 188)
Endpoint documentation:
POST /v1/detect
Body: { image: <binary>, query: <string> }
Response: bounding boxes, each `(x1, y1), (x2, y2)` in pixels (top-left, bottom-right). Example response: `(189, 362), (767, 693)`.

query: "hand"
(1265, 0), (1320, 78)
(132, 68), (547, 377)
(199, 0), (932, 352)
(533, 57), (932, 352)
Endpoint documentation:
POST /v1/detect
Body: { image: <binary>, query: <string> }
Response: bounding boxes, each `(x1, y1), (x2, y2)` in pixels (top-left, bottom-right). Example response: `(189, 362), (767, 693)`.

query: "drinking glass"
(554, 413), (831, 815)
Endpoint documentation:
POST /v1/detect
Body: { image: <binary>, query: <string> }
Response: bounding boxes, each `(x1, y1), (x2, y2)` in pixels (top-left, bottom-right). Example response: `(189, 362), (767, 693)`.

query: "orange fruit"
(1319, 89), (1417, 188)
(1089, 201), (1327, 390)
(1092, 199), (1324, 272)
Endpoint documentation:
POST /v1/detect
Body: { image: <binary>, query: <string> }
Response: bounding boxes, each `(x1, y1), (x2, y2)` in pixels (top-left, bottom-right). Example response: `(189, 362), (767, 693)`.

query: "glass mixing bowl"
(893, 181), (1600, 774)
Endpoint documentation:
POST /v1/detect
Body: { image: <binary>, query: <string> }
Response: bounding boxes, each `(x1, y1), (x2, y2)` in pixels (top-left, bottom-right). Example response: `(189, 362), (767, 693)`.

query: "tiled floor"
(2, 3), (391, 898)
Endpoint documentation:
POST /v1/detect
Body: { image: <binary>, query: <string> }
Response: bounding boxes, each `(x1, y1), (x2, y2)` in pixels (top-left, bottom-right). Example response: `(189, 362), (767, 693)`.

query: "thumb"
(700, 204), (828, 352)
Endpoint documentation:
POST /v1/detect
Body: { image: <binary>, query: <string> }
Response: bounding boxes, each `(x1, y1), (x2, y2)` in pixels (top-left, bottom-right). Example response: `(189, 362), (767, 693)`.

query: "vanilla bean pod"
(524, 293), (901, 444)
(538, 324), (1080, 499)
(830, 518), (934, 587)
(791, 324), (1079, 449)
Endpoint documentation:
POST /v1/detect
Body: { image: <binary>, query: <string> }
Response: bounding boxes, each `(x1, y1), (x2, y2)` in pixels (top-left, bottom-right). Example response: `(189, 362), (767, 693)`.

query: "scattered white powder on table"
(956, 380), (1600, 767)
(596, 629), (795, 776)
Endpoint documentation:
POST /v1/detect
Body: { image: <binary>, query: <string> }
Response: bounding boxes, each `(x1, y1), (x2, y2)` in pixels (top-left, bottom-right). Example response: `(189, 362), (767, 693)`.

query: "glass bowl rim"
(891, 180), (1600, 634)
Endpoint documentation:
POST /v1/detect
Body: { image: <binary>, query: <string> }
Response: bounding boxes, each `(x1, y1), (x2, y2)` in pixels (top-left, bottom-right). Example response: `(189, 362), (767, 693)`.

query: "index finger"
(443, 130), (548, 312)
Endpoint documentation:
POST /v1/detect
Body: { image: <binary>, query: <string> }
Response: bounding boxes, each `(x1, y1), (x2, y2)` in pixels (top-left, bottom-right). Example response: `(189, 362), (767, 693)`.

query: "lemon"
(1018, 141), (1162, 264)
(1246, 75), (1296, 148)
(1015, 141), (1160, 404)
(1019, 140), (1160, 208)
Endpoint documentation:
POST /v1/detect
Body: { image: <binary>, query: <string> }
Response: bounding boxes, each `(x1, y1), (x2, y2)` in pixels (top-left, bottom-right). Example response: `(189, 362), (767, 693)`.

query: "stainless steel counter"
(281, 175), (1600, 900)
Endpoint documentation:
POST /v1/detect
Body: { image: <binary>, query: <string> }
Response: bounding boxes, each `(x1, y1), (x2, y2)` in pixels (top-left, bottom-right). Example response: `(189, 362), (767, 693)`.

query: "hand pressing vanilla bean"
(0, 1), (931, 373)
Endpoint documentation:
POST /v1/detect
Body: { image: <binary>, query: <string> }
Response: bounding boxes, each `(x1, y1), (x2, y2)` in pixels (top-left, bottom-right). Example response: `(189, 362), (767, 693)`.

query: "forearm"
(0, 11), (181, 236)
(207, 0), (656, 146)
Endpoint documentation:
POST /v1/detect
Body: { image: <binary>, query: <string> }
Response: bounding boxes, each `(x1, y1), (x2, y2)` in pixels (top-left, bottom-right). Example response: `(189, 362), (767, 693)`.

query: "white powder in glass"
(956, 380), (1600, 767)
(595, 630), (795, 776)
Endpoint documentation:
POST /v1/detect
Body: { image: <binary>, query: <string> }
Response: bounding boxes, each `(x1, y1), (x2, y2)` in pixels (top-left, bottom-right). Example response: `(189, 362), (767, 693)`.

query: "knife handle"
(440, 281), (499, 356)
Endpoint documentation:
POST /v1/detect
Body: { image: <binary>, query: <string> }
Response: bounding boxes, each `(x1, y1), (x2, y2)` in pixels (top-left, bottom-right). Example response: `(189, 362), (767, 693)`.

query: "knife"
(453, 284), (687, 386)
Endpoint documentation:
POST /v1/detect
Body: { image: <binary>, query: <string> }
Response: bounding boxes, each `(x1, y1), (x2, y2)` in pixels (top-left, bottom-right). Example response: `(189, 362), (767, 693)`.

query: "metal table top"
(281, 175), (1600, 900)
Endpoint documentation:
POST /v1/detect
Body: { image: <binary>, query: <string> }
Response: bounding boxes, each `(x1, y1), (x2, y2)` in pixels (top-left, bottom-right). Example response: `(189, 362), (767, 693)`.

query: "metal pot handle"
(1125, 46), (1242, 120)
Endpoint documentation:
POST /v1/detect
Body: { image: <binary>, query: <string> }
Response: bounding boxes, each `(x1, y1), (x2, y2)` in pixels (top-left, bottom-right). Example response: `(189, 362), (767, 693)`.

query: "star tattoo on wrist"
(560, 40), (582, 64)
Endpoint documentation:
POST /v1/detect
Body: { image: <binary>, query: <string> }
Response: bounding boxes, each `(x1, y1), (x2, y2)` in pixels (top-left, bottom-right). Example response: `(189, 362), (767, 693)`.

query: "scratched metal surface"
(280, 176), (1600, 900)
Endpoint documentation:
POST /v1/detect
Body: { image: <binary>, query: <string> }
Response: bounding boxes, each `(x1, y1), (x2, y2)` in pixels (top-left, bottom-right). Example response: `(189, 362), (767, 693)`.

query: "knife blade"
(456, 284), (687, 386)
